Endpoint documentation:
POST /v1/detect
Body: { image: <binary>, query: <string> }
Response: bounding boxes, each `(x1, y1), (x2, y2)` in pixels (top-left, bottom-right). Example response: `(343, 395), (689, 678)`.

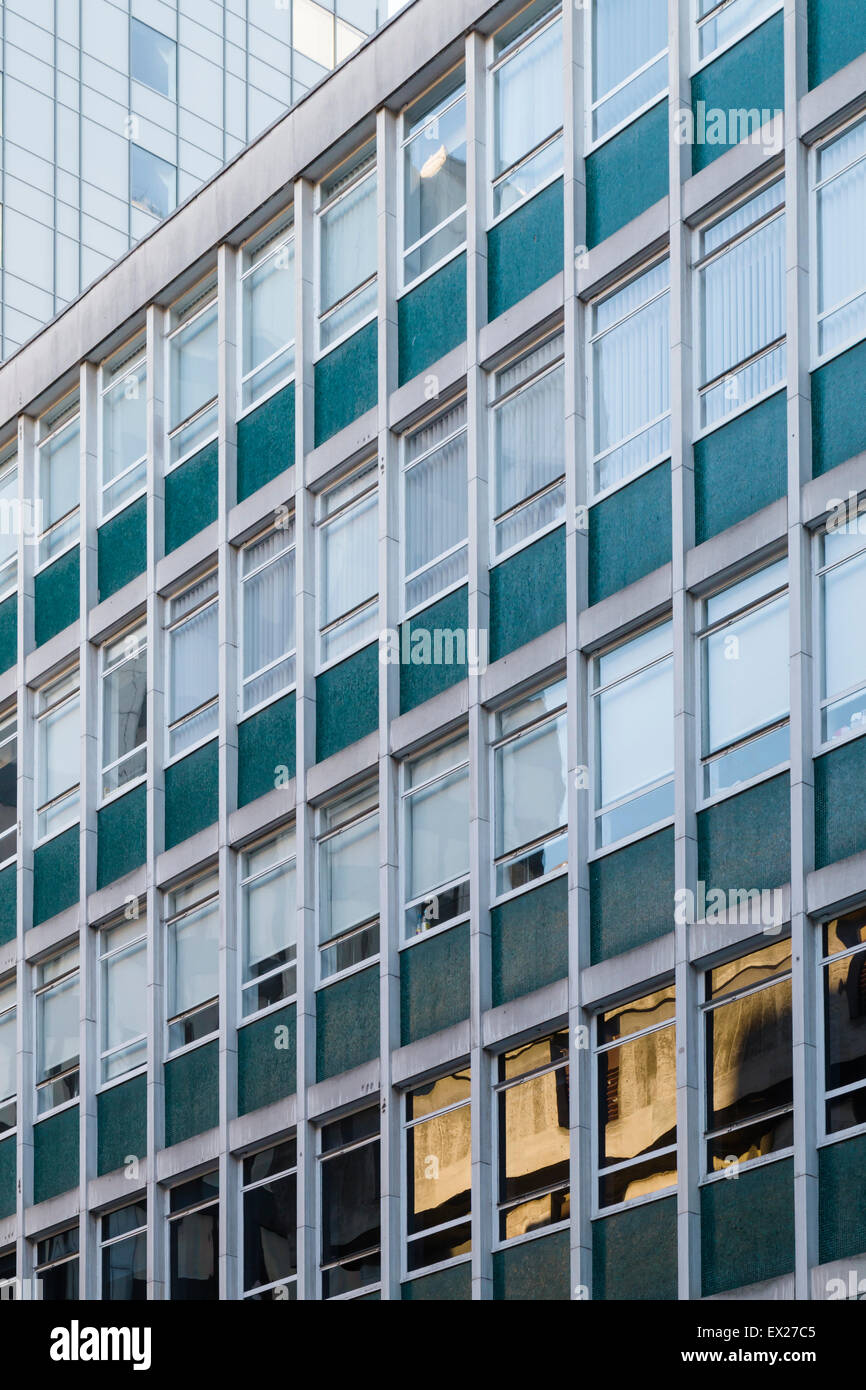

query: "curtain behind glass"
(321, 493), (377, 628)
(818, 136), (866, 354)
(42, 421), (80, 529)
(824, 551), (866, 701)
(495, 362), (564, 516)
(320, 174), (377, 313)
(320, 814), (379, 941)
(244, 546), (295, 681)
(495, 16), (562, 176)
(593, 0), (667, 101)
(244, 243), (295, 377)
(0, 1008), (15, 1102)
(405, 409), (467, 582)
(171, 603), (218, 724)
(593, 287), (669, 485)
(104, 941), (147, 1054)
(701, 216), (785, 384)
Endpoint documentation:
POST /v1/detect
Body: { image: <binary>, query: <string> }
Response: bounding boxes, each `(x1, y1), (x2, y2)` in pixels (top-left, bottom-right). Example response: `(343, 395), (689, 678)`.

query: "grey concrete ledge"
(24, 1186), (80, 1240)
(25, 906), (80, 964)
(229, 1094), (297, 1155)
(306, 1056), (380, 1122)
(305, 729), (378, 805)
(156, 823), (219, 890)
(388, 342), (467, 433)
(24, 620), (81, 689)
(581, 932), (676, 1010)
(305, 407), (378, 492)
(0, 664), (16, 710)
(482, 979), (567, 1052)
(807, 846), (866, 920)
(392, 1020), (471, 1089)
(811, 1250), (866, 1300)
(579, 564), (672, 654)
(155, 522), (218, 597)
(228, 780), (298, 849)
(682, 123), (784, 228)
(88, 573), (147, 646)
(703, 1271), (796, 1301)
(801, 450), (866, 529)
(389, 679), (470, 759)
(228, 466), (296, 547)
(481, 623), (566, 707)
(87, 864), (147, 928)
(478, 272), (563, 370)
(578, 197), (669, 302)
(686, 497), (787, 594)
(87, 1170), (147, 1216)
(156, 1127), (220, 1183)
(799, 50), (866, 144)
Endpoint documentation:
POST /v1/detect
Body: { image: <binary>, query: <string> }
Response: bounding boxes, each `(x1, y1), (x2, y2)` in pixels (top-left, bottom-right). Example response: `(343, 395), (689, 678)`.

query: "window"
(36, 396), (79, 567)
(130, 144), (176, 221)
(243, 1140), (297, 1299)
(240, 828), (296, 1018)
(130, 17), (176, 98)
(593, 621), (674, 847)
(702, 940), (793, 1171)
(101, 1201), (147, 1301)
(166, 276), (218, 465)
(0, 1248), (14, 1298)
(0, 447), (18, 599)
(317, 784), (379, 979)
(317, 140), (377, 352)
(35, 669), (80, 841)
(317, 463), (378, 666)
(815, 116), (866, 361)
(240, 521), (296, 714)
(36, 1226), (79, 1300)
(403, 735), (470, 938)
(169, 1173), (219, 1300)
(240, 214), (295, 410)
(591, 0), (667, 142)
(491, 330), (565, 556)
(401, 66), (466, 287)
(818, 514), (866, 745)
(319, 1107), (380, 1298)
(699, 559), (789, 798)
(493, 679), (567, 896)
(100, 340), (147, 518)
(0, 708), (16, 866)
(589, 259), (670, 495)
(490, 2), (563, 218)
(823, 907), (866, 1136)
(402, 398), (468, 613)
(596, 984), (677, 1206)
(696, 0), (780, 62)
(167, 570), (218, 759)
(99, 915), (147, 1083)
(496, 1032), (569, 1240)
(405, 1069), (471, 1274)
(35, 946), (79, 1115)
(696, 180), (785, 430)
(165, 871), (219, 1053)
(0, 976), (15, 1134)
(100, 623), (147, 800)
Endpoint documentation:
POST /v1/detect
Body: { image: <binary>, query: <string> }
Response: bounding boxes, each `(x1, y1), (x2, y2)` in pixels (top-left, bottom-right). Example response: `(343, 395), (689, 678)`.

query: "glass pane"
(169, 901), (219, 1018)
(102, 644), (148, 787)
(37, 974), (79, 1083)
(319, 813), (378, 942)
(41, 419), (80, 531)
(40, 1259), (80, 1301)
(499, 1066), (570, 1202)
(243, 857), (296, 980)
(404, 95), (466, 258)
(502, 1031), (569, 1082)
(321, 491), (377, 630)
(170, 303), (218, 432)
(407, 1105), (471, 1234)
(495, 711), (567, 858)
(38, 695), (79, 811)
(320, 172), (377, 315)
(494, 16), (562, 177)
(592, 0), (667, 113)
(407, 765), (469, 902)
(495, 360), (564, 518)
(243, 240), (295, 381)
(700, 213), (785, 386)
(130, 144), (176, 220)
(131, 18), (176, 98)
(0, 1006), (15, 1106)
(707, 978), (793, 1130)
(0, 728), (17, 850)
(243, 1171), (297, 1294)
(243, 547), (295, 686)
(705, 594), (789, 753)
(102, 358), (146, 489)
(170, 1207), (218, 1300)
(170, 602), (218, 727)
(823, 549), (866, 711)
(598, 657), (673, 809)
(320, 1140), (380, 1268)
(598, 1026), (677, 1166)
(102, 1232), (146, 1301)
(825, 950), (866, 1092)
(824, 908), (866, 958)
(598, 1151), (676, 1206)
(0, 465), (18, 580)
(707, 1110), (793, 1170)
(598, 984), (677, 1045)
(405, 405), (467, 580)
(406, 1222), (470, 1272)
(708, 939), (792, 1000)
(102, 938), (147, 1060)
(593, 274), (669, 491)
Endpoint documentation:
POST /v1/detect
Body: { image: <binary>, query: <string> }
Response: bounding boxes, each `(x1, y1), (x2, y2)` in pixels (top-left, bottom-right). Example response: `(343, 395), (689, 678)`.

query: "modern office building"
(0, 0), (865, 1303)
(0, 0), (406, 360)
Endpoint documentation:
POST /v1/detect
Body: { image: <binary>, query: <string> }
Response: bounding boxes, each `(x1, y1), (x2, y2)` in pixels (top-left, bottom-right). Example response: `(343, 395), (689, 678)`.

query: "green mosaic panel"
(164, 1041), (219, 1148)
(400, 923), (469, 1046)
(33, 825), (79, 927)
(314, 320), (378, 447)
(0, 594), (17, 673)
(237, 1004), (297, 1115)
(316, 966), (379, 1083)
(0, 1135), (15, 1220)
(489, 525), (565, 664)
(34, 545), (79, 647)
(315, 642), (378, 764)
(164, 740), (219, 851)
(592, 1196), (677, 1300)
(818, 1132), (866, 1265)
(401, 1262), (471, 1300)
(590, 828), (674, 964)
(96, 783), (146, 890)
(97, 495), (146, 602)
(808, 0), (866, 88)
(812, 338), (866, 477)
(586, 101), (668, 248)
(493, 1228), (570, 1300)
(237, 693), (296, 808)
(694, 392), (787, 544)
(690, 13), (784, 173)
(0, 861), (15, 948)
(815, 737), (866, 868)
(237, 382), (295, 503)
(97, 1073), (146, 1177)
(491, 874), (568, 1007)
(399, 586), (469, 715)
(33, 1105), (79, 1204)
(488, 180), (564, 321)
(164, 440), (218, 555)
(701, 1158), (794, 1295)
(589, 461), (671, 606)
(398, 253), (467, 386)
(697, 773), (790, 894)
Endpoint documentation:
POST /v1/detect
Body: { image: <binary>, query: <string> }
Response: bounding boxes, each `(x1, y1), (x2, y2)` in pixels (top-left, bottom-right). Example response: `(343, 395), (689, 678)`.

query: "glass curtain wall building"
(0, 0), (864, 1303)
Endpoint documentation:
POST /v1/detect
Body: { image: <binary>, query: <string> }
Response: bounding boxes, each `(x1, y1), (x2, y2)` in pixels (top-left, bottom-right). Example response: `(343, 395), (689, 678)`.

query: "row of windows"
(1, 911), (863, 1299)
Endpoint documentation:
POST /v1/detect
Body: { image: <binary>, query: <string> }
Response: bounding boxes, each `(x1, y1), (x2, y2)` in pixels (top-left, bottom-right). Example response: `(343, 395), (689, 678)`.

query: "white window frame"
(237, 211), (296, 419)
(35, 395), (80, 574)
(99, 1199), (148, 1301)
(492, 1030), (570, 1248)
(317, 1106), (381, 1301)
(166, 1173), (219, 1297)
(165, 569), (219, 766)
(315, 784), (380, 986)
(0, 975), (16, 1135)
(315, 462), (379, 673)
(400, 395), (469, 620)
(402, 1068), (472, 1281)
(165, 275), (219, 471)
(692, 0), (784, 73)
(163, 870), (220, 1059)
(0, 707), (16, 870)
(34, 667), (80, 846)
(811, 111), (866, 371)
(98, 337), (147, 524)
(814, 507), (866, 757)
(819, 909), (866, 1144)
(238, 518), (296, 720)
(315, 140), (378, 361)
(98, 912), (148, 1088)
(487, 2), (564, 230)
(238, 825), (297, 1023)
(99, 620), (148, 807)
(241, 1139), (298, 1300)
(34, 945), (80, 1118)
(585, 0), (669, 153)
(400, 732), (470, 945)
(0, 446), (19, 603)
(398, 63), (467, 296)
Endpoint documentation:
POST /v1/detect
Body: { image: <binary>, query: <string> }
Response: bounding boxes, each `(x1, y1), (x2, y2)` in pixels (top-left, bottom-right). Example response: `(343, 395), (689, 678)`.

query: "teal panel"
(0, 594), (16, 673)
(237, 383), (295, 502)
(812, 338), (866, 477)
(586, 101), (668, 248)
(690, 14), (784, 173)
(97, 495), (146, 602)
(0, 1135), (14, 1219)
(489, 525), (565, 664)
(96, 784), (146, 890)
(316, 966), (379, 1082)
(237, 693), (296, 808)
(164, 440), (218, 555)
(493, 1229), (570, 1300)
(592, 1196), (677, 1300)
(589, 461), (671, 606)
(401, 1263), (471, 1300)
(399, 586), (469, 715)
(0, 861), (15, 948)
(590, 828), (674, 964)
(33, 825), (79, 927)
(815, 737), (866, 868)
(694, 391), (787, 544)
(34, 545), (79, 647)
(237, 1003), (297, 1116)
(314, 320), (378, 448)
(487, 180), (564, 321)
(33, 1105), (79, 1204)
(818, 1133), (866, 1264)
(808, 0), (866, 88)
(697, 773), (790, 894)
(491, 874), (568, 1007)
(164, 740), (218, 851)
(315, 642), (378, 764)
(164, 1040), (219, 1147)
(400, 923), (469, 1046)
(398, 253), (467, 386)
(701, 1158), (794, 1295)
(97, 1074), (146, 1177)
